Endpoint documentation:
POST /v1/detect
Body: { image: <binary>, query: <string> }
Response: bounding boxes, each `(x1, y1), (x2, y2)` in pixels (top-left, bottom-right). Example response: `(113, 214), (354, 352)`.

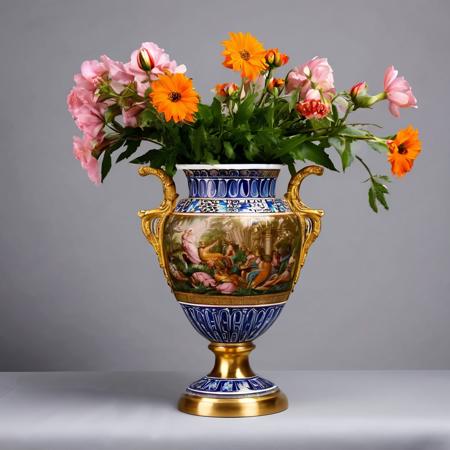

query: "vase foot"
(178, 389), (288, 417)
(178, 341), (288, 417)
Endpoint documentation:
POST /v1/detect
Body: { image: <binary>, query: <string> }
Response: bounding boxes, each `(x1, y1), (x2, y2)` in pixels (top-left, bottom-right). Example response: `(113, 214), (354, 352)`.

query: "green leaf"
(367, 140), (388, 153)
(197, 104), (213, 126)
(234, 93), (256, 126)
(101, 151), (112, 182)
(341, 126), (368, 137)
(374, 175), (391, 182)
(130, 149), (157, 164)
(138, 108), (160, 128)
(292, 141), (338, 171)
(244, 142), (259, 161)
(373, 180), (389, 210)
(368, 186), (378, 212)
(210, 97), (222, 122)
(116, 139), (140, 163)
(278, 135), (308, 156)
(331, 104), (339, 122)
(191, 126), (206, 162)
(104, 105), (121, 124)
(328, 136), (344, 152)
(265, 105), (274, 128)
(223, 141), (235, 160)
(288, 89), (299, 112)
(341, 139), (354, 171)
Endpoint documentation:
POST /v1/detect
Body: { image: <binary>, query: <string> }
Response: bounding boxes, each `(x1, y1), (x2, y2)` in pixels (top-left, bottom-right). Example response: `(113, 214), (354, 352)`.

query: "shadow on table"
(9, 371), (194, 409)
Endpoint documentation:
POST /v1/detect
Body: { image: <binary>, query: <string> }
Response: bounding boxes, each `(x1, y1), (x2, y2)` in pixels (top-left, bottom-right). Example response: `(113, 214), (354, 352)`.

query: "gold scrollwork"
(284, 165), (324, 287)
(138, 167), (178, 283)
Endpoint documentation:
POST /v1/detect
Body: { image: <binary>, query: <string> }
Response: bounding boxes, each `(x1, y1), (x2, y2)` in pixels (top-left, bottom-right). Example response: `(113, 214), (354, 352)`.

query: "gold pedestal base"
(178, 389), (288, 417)
(178, 342), (288, 417)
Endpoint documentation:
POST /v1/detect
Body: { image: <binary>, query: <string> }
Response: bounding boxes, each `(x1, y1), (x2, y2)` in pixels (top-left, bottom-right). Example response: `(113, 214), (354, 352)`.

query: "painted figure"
(182, 229), (201, 264)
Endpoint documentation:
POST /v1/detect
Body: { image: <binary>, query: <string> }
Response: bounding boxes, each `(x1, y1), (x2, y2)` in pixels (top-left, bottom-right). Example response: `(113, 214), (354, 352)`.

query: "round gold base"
(178, 389), (288, 417)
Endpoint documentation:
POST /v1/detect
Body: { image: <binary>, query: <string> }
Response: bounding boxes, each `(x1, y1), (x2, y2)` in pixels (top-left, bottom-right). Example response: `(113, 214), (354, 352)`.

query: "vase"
(138, 163), (323, 417)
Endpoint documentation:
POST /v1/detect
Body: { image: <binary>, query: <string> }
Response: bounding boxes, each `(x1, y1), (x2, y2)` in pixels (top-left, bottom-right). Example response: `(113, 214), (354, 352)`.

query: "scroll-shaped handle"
(138, 167), (178, 280)
(284, 165), (324, 287)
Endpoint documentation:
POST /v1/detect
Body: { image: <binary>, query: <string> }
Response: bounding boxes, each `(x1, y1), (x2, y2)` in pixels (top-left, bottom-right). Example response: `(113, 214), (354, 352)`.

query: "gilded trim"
(170, 211), (295, 217)
(138, 167), (178, 283)
(173, 290), (291, 305)
(284, 165), (324, 287)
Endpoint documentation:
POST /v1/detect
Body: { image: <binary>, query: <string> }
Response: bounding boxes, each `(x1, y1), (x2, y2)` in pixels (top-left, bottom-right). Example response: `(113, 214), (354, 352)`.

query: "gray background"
(0, 0), (449, 371)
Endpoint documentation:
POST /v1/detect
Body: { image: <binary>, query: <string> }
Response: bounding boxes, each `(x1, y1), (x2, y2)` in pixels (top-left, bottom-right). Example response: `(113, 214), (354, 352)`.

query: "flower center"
(239, 50), (250, 61)
(168, 91), (182, 102)
(398, 144), (408, 155)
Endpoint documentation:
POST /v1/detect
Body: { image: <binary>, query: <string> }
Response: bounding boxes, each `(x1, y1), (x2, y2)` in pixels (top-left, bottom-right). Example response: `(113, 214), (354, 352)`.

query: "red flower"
(296, 99), (330, 120)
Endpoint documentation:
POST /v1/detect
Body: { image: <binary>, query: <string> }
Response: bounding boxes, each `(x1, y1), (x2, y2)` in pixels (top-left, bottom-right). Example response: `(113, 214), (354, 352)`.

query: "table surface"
(0, 371), (449, 450)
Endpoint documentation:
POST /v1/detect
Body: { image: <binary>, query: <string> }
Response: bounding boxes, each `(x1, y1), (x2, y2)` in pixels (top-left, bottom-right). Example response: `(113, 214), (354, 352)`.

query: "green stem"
(256, 68), (272, 108)
(355, 155), (374, 179)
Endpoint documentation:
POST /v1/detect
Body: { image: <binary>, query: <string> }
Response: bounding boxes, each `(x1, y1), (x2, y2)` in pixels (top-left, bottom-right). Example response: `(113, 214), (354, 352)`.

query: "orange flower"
(215, 82), (239, 97)
(222, 32), (267, 81)
(265, 48), (289, 68)
(268, 77), (285, 93)
(387, 125), (421, 177)
(150, 73), (199, 123)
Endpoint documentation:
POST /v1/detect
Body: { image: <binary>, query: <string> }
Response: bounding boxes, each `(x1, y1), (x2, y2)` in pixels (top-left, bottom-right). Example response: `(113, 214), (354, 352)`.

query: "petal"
(384, 65), (398, 90)
(388, 91), (410, 106)
(388, 101), (400, 117)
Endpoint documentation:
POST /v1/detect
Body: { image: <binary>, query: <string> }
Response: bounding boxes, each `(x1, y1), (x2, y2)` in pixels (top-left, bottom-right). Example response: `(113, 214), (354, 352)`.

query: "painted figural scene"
(164, 215), (301, 296)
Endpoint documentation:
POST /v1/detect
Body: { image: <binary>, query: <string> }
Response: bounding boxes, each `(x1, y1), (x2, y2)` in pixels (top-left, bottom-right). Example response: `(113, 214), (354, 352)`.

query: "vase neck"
(181, 167), (280, 199)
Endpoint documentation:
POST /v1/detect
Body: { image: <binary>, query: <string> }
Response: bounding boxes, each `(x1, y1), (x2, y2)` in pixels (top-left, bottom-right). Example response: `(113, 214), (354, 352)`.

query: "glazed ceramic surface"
(138, 164), (323, 416)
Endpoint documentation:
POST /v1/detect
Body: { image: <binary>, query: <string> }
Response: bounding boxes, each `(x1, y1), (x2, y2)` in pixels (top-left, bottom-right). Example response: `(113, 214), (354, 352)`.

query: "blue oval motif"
(239, 179), (250, 197)
(190, 178), (198, 197)
(217, 179), (227, 197)
(250, 179), (259, 197)
(269, 179), (276, 196)
(228, 180), (239, 197)
(261, 179), (270, 197)
(199, 179), (207, 197)
(206, 180), (217, 197)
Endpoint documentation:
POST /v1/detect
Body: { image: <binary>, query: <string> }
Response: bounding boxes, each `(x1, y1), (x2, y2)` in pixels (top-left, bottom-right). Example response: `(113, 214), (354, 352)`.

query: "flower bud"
(265, 48), (289, 68)
(215, 82), (239, 98)
(137, 48), (154, 72)
(350, 81), (368, 99)
(268, 77), (285, 93)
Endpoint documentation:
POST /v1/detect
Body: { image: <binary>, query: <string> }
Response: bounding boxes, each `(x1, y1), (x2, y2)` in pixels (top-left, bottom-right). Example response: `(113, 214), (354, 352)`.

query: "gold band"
(174, 290), (290, 305)
(178, 389), (288, 417)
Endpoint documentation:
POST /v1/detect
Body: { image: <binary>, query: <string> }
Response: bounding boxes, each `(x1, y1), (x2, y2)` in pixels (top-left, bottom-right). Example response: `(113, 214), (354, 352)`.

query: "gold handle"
(284, 165), (324, 286)
(138, 167), (178, 279)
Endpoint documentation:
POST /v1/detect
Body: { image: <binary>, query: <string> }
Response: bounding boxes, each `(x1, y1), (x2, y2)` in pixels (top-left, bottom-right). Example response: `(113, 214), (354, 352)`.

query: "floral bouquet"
(68, 32), (421, 212)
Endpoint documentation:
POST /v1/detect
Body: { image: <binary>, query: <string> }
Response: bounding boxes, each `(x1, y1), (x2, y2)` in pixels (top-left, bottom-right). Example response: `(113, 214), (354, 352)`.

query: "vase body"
(138, 163), (324, 417)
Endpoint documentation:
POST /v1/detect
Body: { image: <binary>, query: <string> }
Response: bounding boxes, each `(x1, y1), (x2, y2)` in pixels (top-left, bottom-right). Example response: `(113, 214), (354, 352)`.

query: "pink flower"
(80, 59), (106, 88)
(126, 42), (186, 95)
(67, 85), (95, 118)
(383, 65), (417, 117)
(100, 55), (134, 93)
(286, 57), (335, 100)
(74, 102), (107, 141)
(122, 104), (144, 127)
(73, 135), (100, 185)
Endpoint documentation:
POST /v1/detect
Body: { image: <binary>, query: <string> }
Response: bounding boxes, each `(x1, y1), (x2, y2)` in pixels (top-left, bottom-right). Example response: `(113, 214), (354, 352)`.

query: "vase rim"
(176, 164), (283, 170)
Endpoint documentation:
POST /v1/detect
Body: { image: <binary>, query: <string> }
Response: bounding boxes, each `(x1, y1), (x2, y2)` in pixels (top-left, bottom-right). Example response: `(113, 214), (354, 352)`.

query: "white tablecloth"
(0, 371), (449, 450)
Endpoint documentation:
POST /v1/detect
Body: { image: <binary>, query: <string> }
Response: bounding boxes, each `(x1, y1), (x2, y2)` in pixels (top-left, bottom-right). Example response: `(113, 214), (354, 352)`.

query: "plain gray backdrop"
(0, 0), (449, 371)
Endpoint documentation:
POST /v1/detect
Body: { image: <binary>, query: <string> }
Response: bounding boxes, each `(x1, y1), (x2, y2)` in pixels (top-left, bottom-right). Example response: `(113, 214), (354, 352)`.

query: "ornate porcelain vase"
(138, 164), (323, 417)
